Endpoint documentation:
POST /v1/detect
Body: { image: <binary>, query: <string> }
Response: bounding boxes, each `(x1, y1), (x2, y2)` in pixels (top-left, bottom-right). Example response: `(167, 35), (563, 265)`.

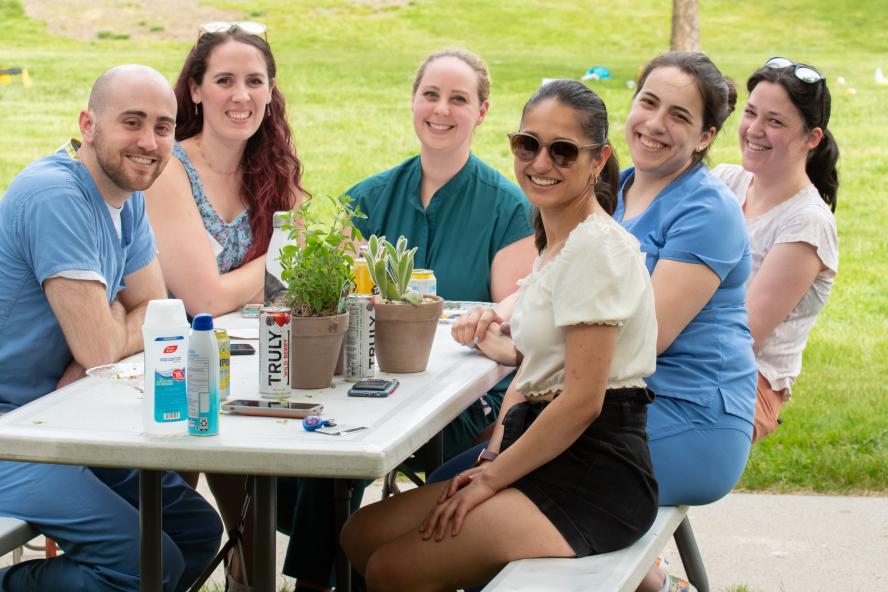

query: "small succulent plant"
(361, 235), (423, 304)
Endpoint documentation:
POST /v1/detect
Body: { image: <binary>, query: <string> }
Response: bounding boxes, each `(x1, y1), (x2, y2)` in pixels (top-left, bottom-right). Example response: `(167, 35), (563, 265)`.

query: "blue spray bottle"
(187, 313), (220, 436)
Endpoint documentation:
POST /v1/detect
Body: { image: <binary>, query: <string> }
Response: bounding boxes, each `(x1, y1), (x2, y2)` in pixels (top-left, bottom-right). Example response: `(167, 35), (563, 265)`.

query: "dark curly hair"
(747, 62), (839, 211)
(173, 26), (307, 262)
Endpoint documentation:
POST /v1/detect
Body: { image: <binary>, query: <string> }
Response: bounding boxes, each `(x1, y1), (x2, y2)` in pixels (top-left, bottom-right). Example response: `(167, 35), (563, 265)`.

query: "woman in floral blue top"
(146, 23), (305, 317)
(145, 23), (306, 590)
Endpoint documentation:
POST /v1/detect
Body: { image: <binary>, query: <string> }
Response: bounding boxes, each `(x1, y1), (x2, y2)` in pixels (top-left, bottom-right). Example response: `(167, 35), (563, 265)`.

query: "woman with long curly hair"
(145, 23), (306, 591)
(146, 22), (305, 317)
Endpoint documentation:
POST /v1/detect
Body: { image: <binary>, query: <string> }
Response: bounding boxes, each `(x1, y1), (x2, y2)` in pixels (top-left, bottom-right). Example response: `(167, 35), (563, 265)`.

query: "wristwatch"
(474, 448), (498, 466)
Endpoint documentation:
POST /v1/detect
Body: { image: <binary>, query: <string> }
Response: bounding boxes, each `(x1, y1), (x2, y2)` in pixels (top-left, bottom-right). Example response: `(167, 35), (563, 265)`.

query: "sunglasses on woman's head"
(765, 57), (824, 84)
(508, 132), (599, 168)
(199, 21), (268, 41)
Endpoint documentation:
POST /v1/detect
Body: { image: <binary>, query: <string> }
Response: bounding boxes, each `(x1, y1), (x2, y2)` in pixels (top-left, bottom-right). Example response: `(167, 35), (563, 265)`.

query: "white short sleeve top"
(510, 214), (658, 397)
(713, 164), (839, 393)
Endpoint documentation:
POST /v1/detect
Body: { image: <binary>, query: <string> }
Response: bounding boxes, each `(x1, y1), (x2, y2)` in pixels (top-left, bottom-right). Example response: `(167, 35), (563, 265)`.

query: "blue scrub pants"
(0, 462), (223, 592)
(430, 394), (753, 506)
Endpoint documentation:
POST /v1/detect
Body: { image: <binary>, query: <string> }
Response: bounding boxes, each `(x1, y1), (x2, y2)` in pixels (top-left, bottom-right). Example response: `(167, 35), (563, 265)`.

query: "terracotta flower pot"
(374, 295), (444, 373)
(290, 312), (349, 389)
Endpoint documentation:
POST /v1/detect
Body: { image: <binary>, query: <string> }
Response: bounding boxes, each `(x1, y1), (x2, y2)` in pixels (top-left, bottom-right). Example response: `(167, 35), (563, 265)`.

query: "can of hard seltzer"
(344, 295), (376, 382)
(259, 306), (292, 397)
(214, 329), (231, 401)
(408, 269), (437, 296)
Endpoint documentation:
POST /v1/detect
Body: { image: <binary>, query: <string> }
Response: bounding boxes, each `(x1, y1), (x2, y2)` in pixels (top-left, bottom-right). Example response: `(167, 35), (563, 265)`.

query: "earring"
(266, 104), (271, 117)
(194, 103), (200, 116)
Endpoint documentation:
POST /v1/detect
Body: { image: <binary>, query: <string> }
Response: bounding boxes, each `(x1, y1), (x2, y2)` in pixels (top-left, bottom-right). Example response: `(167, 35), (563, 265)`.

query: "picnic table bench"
(0, 516), (38, 566)
(482, 505), (710, 592)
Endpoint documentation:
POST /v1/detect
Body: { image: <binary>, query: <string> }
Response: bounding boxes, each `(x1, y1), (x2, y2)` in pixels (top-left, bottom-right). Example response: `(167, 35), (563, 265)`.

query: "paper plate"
(86, 361), (145, 393)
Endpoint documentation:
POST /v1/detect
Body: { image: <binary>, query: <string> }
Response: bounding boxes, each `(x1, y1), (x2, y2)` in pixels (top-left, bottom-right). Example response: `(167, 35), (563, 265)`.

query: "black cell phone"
(230, 343), (256, 356)
(348, 378), (399, 398)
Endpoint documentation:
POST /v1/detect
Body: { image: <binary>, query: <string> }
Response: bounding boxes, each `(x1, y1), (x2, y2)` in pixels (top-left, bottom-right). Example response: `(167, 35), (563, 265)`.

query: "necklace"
(196, 138), (240, 176)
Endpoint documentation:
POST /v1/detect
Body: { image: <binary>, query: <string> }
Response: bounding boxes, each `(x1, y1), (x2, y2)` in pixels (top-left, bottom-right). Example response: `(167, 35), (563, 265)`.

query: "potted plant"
(278, 195), (362, 389)
(362, 235), (444, 373)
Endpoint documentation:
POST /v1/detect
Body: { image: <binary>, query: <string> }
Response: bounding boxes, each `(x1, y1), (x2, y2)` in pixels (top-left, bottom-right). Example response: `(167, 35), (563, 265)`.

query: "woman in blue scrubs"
(451, 52), (756, 592)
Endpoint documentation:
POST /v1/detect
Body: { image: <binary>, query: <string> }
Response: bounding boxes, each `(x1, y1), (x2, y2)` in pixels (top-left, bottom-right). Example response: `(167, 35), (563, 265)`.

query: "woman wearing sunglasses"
(341, 79), (658, 592)
(450, 52), (756, 592)
(713, 57), (839, 443)
(145, 22), (305, 591)
(275, 49), (536, 592)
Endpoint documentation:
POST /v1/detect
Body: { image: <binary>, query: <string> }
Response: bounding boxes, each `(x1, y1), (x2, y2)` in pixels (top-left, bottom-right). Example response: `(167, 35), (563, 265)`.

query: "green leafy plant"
(279, 194), (364, 316)
(362, 235), (422, 304)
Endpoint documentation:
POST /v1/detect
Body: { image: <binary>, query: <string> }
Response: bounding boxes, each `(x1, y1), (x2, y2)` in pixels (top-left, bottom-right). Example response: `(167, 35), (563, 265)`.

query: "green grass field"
(1, 0), (886, 493)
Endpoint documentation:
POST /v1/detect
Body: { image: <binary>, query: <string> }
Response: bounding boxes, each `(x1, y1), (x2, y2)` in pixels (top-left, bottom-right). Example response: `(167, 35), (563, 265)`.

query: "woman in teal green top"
(276, 49), (536, 592)
(350, 50), (536, 303)
(350, 152), (534, 301)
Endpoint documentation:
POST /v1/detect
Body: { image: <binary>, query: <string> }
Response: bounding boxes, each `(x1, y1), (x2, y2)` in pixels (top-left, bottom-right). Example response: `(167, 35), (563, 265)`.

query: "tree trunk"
(671, 0), (700, 52)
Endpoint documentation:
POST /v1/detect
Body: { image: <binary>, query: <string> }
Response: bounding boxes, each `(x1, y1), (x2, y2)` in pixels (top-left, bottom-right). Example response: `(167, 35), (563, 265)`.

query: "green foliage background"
(1, 0), (886, 492)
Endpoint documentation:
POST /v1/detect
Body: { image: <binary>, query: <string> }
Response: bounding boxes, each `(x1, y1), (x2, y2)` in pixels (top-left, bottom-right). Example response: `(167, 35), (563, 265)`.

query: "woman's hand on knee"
(438, 466), (485, 503)
(421, 476), (497, 541)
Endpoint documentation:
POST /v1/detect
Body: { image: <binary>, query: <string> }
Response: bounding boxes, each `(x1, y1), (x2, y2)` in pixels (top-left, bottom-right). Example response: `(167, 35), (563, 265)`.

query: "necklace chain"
(196, 138), (240, 176)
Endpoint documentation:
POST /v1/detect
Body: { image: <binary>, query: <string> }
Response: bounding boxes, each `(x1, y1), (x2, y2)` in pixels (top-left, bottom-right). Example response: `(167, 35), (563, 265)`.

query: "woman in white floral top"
(713, 56), (839, 442)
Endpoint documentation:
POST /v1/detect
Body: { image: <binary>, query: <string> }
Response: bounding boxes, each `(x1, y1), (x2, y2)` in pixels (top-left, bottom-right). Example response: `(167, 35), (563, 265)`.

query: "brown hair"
(522, 80), (620, 252)
(636, 52), (737, 164)
(747, 63), (838, 211)
(173, 26), (307, 263)
(412, 49), (491, 104)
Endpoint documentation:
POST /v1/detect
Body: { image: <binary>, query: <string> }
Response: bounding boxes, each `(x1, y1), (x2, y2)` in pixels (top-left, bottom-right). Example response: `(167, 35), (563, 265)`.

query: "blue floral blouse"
(172, 142), (252, 272)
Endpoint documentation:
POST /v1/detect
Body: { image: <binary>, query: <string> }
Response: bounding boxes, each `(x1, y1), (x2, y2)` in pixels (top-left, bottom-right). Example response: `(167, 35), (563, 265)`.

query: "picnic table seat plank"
(482, 506), (694, 592)
(0, 517), (39, 563)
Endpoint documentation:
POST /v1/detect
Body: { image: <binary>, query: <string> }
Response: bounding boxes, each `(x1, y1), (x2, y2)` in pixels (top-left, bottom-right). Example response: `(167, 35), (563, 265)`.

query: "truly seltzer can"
(259, 306), (291, 396)
(214, 328), (231, 401)
(344, 295), (375, 382)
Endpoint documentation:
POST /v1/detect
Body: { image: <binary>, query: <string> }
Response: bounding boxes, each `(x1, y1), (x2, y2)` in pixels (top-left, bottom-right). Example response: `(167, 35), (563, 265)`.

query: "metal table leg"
(253, 475), (277, 592)
(425, 430), (444, 473)
(334, 479), (353, 592)
(139, 469), (162, 592)
(674, 516), (710, 592)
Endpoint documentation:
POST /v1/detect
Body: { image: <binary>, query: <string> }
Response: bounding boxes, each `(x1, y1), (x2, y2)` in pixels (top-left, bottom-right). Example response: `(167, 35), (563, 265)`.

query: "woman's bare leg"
(342, 483), (574, 592)
(637, 564), (668, 592)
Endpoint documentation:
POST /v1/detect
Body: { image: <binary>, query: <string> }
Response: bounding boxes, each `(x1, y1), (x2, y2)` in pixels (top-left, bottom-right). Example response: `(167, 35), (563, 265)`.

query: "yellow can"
(353, 258), (375, 295)
(408, 269), (437, 296)
(214, 329), (231, 401)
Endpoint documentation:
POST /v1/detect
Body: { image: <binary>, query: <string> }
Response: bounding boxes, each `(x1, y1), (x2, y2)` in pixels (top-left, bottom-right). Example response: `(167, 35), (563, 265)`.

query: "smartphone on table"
(230, 343), (255, 356)
(221, 399), (324, 418)
(347, 379), (399, 398)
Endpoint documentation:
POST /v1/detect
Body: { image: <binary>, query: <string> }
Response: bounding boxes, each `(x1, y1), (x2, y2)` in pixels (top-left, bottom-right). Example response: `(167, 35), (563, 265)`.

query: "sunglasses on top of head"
(764, 57), (824, 84)
(199, 21), (268, 41)
(508, 132), (599, 168)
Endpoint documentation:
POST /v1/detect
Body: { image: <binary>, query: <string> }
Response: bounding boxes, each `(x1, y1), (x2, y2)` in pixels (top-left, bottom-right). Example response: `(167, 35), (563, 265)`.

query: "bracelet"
(514, 345), (524, 367)
(474, 448), (499, 467)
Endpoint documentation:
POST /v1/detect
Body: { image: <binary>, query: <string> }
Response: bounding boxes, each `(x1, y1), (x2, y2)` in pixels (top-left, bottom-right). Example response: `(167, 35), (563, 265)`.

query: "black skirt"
(501, 388), (659, 557)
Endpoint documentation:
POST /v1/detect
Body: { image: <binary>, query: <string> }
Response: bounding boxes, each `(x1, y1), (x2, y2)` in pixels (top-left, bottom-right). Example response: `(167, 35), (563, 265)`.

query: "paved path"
(661, 492), (888, 591)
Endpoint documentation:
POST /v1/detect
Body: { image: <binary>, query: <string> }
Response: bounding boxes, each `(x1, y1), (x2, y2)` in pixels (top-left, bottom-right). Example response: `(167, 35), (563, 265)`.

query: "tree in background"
(671, 0), (700, 51)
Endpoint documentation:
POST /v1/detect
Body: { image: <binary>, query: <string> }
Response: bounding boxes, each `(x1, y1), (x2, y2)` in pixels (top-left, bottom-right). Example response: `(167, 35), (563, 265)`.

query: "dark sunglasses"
(765, 57), (824, 84)
(199, 21), (268, 41)
(508, 132), (599, 168)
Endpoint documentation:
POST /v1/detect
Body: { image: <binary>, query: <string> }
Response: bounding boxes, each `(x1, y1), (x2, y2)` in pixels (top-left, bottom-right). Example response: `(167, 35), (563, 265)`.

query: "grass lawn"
(1, 0), (886, 493)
